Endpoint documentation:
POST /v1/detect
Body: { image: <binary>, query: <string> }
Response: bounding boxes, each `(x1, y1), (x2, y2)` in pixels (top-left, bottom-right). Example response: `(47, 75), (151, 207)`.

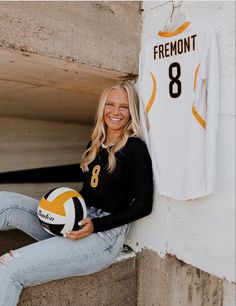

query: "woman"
(0, 80), (153, 305)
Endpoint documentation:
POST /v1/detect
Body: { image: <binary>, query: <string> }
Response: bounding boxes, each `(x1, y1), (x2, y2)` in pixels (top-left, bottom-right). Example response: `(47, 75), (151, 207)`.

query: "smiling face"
(103, 87), (130, 141)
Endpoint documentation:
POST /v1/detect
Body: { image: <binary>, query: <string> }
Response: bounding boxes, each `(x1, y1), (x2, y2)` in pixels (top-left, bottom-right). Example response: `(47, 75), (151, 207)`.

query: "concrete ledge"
(18, 251), (136, 306)
(0, 230), (136, 305)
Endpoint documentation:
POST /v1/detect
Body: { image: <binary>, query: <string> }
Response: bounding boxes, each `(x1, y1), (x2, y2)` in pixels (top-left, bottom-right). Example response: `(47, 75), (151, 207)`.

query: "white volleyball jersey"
(138, 22), (219, 200)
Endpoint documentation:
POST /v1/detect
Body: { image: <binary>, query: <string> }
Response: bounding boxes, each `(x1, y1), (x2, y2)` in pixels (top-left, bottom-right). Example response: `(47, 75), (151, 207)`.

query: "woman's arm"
(92, 140), (153, 232)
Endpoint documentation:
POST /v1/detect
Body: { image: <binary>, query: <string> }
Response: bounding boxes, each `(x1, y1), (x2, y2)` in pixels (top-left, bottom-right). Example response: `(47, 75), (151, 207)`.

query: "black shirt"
(80, 137), (153, 232)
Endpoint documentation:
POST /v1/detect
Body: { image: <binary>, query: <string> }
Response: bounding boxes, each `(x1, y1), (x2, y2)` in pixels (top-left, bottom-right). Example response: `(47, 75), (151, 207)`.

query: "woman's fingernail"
(63, 234), (67, 238)
(78, 221), (82, 226)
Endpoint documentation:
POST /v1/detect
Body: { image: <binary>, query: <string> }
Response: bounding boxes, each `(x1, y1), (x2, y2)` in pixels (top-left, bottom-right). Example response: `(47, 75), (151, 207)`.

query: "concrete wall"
(0, 2), (141, 124)
(137, 250), (223, 306)
(127, 0), (235, 286)
(18, 256), (136, 306)
(0, 47), (127, 124)
(0, 117), (92, 172)
(0, 1), (141, 73)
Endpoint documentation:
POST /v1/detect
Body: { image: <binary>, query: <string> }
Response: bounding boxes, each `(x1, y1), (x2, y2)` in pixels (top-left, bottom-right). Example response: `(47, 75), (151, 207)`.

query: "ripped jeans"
(0, 191), (129, 306)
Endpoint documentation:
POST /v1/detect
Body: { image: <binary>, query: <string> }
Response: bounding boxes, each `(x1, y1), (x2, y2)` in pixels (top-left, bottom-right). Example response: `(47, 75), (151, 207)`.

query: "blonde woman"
(0, 81), (153, 306)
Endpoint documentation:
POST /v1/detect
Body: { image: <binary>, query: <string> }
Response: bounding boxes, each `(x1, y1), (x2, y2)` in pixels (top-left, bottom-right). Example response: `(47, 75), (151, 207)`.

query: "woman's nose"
(112, 105), (120, 115)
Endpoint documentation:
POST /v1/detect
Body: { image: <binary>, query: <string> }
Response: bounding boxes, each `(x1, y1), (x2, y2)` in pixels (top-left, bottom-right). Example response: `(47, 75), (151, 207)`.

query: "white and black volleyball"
(37, 187), (87, 237)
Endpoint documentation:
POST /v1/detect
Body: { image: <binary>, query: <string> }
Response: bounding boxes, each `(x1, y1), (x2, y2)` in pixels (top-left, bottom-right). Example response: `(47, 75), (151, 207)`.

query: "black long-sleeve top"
(0, 137), (153, 232)
(81, 137), (153, 232)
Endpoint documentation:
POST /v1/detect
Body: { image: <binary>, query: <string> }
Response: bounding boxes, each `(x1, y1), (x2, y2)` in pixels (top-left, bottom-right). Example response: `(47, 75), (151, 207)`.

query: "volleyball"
(37, 187), (87, 236)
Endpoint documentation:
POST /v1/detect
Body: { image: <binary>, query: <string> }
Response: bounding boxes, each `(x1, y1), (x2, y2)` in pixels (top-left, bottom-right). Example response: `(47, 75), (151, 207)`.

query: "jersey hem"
(156, 188), (214, 201)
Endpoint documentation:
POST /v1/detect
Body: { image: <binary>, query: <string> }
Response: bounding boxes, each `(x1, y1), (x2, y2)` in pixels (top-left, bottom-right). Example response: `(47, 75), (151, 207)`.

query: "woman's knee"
(0, 191), (12, 198)
(0, 191), (37, 208)
(0, 191), (18, 201)
(0, 191), (19, 207)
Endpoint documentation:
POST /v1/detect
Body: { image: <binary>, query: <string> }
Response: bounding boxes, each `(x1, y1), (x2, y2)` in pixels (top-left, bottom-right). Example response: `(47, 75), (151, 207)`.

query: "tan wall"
(0, 1), (141, 74)
(0, 2), (141, 123)
(0, 116), (90, 193)
(0, 116), (92, 172)
(0, 47), (128, 124)
(137, 250), (224, 306)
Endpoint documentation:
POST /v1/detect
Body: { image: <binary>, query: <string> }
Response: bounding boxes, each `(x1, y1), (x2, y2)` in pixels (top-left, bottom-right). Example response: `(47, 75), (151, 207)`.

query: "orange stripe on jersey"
(192, 63), (206, 129)
(158, 22), (191, 37)
(194, 64), (200, 91)
(146, 72), (157, 114)
(192, 104), (206, 129)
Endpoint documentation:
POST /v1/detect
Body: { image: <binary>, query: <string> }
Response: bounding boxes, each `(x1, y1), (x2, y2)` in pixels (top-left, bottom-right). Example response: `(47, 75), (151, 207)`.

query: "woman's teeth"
(110, 117), (121, 122)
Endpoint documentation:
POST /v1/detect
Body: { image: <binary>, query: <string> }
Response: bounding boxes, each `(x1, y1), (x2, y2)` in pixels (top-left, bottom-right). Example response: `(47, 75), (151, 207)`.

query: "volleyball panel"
(37, 187), (87, 236)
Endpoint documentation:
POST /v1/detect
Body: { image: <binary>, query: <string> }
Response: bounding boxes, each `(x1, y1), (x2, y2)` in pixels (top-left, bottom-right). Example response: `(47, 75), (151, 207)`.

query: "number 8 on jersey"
(91, 165), (101, 188)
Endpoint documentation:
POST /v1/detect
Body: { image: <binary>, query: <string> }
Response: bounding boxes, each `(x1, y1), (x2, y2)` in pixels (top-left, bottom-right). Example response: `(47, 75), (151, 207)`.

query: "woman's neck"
(104, 131), (122, 146)
(104, 138), (117, 146)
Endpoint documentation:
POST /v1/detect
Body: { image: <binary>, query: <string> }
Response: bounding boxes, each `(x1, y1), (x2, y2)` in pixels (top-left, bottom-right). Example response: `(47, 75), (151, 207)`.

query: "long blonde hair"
(80, 80), (141, 173)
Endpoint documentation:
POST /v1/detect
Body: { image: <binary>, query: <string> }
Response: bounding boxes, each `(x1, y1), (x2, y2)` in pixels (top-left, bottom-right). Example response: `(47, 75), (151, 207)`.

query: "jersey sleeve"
(91, 140), (153, 232)
(203, 26), (219, 192)
(201, 26), (219, 130)
(137, 48), (152, 150)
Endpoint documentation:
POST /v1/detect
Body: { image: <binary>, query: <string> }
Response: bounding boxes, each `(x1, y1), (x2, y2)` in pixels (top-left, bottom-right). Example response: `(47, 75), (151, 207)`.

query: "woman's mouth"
(109, 117), (122, 123)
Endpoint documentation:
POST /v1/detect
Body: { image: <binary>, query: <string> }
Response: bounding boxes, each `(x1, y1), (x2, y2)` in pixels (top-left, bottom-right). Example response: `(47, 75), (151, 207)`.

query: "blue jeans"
(0, 191), (129, 306)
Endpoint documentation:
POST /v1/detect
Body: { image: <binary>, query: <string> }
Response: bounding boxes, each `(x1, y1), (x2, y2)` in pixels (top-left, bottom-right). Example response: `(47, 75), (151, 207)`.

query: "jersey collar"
(158, 21), (191, 37)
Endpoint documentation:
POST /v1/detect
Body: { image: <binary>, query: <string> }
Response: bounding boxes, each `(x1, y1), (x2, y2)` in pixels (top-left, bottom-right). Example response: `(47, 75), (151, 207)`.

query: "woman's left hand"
(64, 218), (94, 240)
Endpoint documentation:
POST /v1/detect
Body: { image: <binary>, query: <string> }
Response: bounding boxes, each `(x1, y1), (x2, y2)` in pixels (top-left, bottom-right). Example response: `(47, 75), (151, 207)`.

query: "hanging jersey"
(138, 22), (219, 200)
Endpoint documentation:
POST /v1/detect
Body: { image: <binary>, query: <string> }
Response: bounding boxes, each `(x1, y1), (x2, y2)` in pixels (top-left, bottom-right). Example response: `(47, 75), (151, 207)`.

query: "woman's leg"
(0, 224), (127, 306)
(0, 191), (52, 241)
